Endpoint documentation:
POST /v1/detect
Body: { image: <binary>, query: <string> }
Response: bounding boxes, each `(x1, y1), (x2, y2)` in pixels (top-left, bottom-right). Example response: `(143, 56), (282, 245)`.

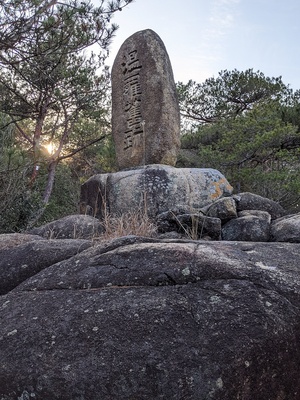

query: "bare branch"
(58, 135), (107, 161)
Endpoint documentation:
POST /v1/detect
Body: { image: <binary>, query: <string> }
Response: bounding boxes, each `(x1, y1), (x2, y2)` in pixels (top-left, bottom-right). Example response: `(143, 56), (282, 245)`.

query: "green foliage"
(0, 113), (114, 232)
(177, 69), (300, 212)
(179, 101), (300, 212)
(0, 114), (31, 232)
(0, 0), (133, 54)
(71, 134), (117, 182)
(33, 163), (80, 226)
(0, 0), (133, 229)
(281, 90), (300, 134)
(0, 114), (79, 232)
(66, 114), (117, 179)
(177, 69), (292, 126)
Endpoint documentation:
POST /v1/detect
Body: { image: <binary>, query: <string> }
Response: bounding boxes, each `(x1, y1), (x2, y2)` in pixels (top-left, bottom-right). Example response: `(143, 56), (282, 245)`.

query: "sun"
(45, 142), (55, 155)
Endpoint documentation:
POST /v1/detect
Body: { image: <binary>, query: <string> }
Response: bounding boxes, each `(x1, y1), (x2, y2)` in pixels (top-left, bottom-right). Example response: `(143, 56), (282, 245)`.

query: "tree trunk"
(30, 102), (49, 186)
(43, 159), (57, 205)
(26, 159), (58, 229)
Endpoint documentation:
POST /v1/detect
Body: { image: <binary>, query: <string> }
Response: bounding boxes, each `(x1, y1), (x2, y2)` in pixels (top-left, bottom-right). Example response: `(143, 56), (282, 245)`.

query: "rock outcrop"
(80, 166), (300, 243)
(0, 237), (93, 295)
(2, 23), (298, 398)
(80, 164), (233, 219)
(0, 235), (300, 399)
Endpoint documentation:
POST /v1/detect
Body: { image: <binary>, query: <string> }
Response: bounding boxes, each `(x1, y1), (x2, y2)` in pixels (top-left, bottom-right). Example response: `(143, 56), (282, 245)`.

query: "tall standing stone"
(111, 29), (181, 170)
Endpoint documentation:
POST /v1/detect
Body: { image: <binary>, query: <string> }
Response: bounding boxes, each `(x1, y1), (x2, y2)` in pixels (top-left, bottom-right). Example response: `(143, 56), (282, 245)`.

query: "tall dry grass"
(99, 208), (157, 240)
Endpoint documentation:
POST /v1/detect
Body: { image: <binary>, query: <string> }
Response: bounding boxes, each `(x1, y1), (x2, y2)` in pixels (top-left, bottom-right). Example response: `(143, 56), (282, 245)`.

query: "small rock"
(29, 215), (103, 239)
(270, 213), (300, 243)
(222, 214), (270, 242)
(234, 192), (286, 220)
(238, 210), (271, 223)
(206, 197), (237, 222)
(176, 214), (221, 240)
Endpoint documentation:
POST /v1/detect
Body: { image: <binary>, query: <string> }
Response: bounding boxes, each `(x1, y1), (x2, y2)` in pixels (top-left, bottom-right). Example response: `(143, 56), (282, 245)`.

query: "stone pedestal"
(80, 164), (233, 219)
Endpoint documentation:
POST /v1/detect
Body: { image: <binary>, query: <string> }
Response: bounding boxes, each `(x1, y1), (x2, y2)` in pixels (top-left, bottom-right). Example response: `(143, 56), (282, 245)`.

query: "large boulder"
(80, 164), (233, 218)
(0, 236), (300, 399)
(79, 174), (109, 219)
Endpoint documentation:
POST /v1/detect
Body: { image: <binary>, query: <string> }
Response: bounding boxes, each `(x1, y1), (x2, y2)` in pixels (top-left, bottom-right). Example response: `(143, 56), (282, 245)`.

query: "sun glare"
(46, 142), (55, 154)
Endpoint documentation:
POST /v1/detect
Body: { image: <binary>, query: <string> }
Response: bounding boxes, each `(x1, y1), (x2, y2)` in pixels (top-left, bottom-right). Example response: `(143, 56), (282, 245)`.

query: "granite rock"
(111, 29), (180, 169)
(0, 238), (300, 399)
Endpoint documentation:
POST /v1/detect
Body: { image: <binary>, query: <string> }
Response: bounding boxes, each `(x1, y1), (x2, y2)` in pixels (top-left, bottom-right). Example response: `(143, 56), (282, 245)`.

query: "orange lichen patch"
(211, 178), (233, 200)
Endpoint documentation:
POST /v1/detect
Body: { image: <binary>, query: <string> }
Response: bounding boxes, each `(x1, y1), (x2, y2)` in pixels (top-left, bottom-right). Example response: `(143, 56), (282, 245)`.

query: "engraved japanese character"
(122, 50), (142, 75)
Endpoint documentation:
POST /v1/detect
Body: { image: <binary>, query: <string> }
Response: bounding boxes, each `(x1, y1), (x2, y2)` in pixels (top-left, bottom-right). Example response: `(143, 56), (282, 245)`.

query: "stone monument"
(80, 29), (233, 219)
(111, 29), (181, 170)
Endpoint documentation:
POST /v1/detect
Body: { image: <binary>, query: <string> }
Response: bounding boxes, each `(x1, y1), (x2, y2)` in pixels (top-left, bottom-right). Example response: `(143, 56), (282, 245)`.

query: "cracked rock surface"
(0, 236), (300, 399)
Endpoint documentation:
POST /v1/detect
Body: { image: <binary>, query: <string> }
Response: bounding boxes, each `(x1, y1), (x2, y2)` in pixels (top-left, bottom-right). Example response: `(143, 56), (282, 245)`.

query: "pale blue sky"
(102, 0), (300, 90)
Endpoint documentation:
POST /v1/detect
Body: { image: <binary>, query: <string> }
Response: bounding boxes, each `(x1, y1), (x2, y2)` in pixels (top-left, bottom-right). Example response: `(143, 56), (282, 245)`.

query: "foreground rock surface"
(0, 238), (93, 295)
(0, 236), (300, 399)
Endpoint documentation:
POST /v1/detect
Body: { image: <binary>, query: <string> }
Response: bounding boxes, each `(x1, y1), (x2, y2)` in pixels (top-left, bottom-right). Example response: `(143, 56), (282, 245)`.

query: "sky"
(101, 0), (300, 91)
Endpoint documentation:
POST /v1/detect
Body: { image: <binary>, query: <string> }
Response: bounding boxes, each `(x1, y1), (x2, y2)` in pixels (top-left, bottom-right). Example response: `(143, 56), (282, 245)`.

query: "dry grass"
(171, 211), (206, 240)
(99, 209), (157, 240)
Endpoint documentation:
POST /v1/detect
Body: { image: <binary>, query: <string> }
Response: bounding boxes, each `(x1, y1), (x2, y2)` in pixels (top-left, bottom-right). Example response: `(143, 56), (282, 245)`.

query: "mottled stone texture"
(1, 237), (300, 399)
(29, 215), (103, 239)
(0, 239), (92, 295)
(111, 29), (181, 170)
(271, 213), (300, 242)
(80, 164), (233, 218)
(235, 192), (286, 220)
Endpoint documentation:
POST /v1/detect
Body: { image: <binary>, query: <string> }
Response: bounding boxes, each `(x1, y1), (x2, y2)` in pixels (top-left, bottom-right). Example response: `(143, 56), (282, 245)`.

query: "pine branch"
(58, 135), (107, 161)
